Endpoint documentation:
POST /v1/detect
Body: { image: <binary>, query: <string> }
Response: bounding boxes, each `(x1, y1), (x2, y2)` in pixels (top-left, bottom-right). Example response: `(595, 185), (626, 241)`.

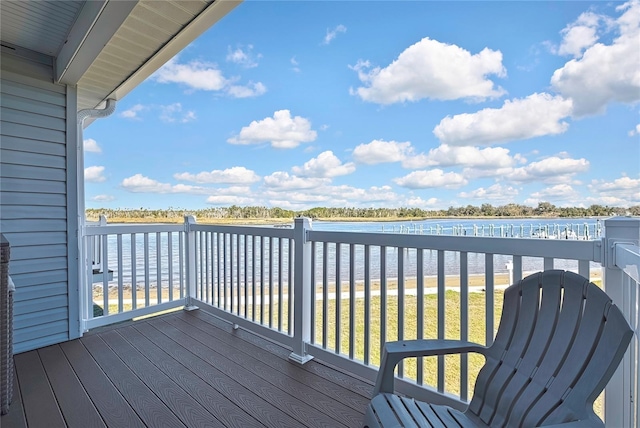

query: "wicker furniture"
(1, 234), (12, 415)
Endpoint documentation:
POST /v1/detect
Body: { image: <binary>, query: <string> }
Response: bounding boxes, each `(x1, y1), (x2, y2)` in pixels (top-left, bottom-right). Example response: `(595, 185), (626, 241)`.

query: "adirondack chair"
(365, 270), (633, 427)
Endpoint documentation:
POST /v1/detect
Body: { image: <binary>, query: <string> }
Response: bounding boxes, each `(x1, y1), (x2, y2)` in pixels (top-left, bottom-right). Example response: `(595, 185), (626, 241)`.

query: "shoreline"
(86, 215), (610, 225)
(97, 269), (603, 300)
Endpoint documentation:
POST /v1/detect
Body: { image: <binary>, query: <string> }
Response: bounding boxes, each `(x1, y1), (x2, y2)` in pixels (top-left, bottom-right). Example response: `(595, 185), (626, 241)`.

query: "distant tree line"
(86, 202), (640, 221)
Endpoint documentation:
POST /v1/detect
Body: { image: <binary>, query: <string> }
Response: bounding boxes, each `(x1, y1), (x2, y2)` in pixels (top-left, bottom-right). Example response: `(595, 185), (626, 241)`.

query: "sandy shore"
(97, 269), (602, 301)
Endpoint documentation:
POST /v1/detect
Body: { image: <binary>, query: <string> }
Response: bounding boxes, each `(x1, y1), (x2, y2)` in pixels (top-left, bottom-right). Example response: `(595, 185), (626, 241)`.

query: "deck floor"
(1, 309), (371, 427)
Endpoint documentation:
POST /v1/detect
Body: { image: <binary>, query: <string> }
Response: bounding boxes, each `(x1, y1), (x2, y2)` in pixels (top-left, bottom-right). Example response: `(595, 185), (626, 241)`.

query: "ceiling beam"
(55, 0), (138, 85)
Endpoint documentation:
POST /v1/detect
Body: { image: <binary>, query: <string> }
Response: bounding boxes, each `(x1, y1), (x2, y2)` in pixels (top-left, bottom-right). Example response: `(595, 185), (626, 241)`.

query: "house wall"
(0, 48), (79, 353)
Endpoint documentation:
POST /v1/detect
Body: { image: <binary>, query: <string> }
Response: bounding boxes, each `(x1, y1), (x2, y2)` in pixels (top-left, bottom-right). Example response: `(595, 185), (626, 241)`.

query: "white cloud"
(402, 144), (519, 169)
(555, 12), (602, 58)
(628, 123), (640, 136)
(323, 24), (347, 45)
(206, 195), (255, 205)
(393, 169), (468, 189)
(159, 103), (196, 123)
(91, 194), (115, 202)
(263, 172), (329, 189)
(155, 58), (227, 91)
(84, 138), (102, 153)
(458, 183), (519, 200)
(352, 140), (412, 165)
(227, 82), (267, 98)
(403, 196), (440, 207)
(291, 151), (356, 178)
(291, 57), (301, 73)
(350, 37), (506, 104)
(264, 184), (399, 208)
(174, 167), (260, 184)
(85, 166), (106, 183)
(228, 110), (317, 148)
(588, 175), (640, 205)
(154, 57), (267, 98)
(433, 93), (573, 146)
(530, 184), (579, 200)
(507, 156), (590, 183)
(120, 104), (145, 120)
(121, 174), (207, 194)
(226, 45), (261, 68)
(550, 1), (640, 116)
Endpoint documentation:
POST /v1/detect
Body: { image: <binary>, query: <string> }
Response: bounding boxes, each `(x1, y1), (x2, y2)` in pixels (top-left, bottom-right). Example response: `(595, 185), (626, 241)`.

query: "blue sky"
(84, 1), (640, 211)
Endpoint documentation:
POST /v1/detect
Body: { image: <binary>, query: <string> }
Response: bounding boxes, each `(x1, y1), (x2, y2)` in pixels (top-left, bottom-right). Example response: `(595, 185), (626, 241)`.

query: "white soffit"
(0, 0), (84, 56)
(77, 0), (241, 111)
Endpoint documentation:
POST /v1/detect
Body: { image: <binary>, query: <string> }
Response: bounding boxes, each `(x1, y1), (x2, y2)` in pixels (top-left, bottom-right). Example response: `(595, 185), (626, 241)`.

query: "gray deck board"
(1, 309), (369, 427)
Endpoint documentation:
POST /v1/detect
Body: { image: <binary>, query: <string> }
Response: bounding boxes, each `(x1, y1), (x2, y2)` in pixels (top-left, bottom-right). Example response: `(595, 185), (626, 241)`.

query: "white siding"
(0, 53), (72, 353)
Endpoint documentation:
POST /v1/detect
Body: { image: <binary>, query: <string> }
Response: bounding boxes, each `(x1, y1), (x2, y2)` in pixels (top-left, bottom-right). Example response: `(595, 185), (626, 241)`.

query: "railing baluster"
(178, 232), (185, 299)
(311, 241), (317, 342)
(156, 232), (161, 304)
(485, 253), (495, 346)
(217, 233), (221, 307)
(269, 236), (274, 328)
(543, 256), (554, 271)
(437, 249), (445, 392)
(102, 234), (109, 315)
(237, 234), (241, 317)
(322, 241), (328, 349)
(364, 244), (371, 366)
(380, 246), (387, 364)
(278, 237), (283, 331)
(335, 242), (341, 354)
(244, 235), (248, 319)
(117, 234), (123, 313)
(252, 235), (256, 321)
(168, 232), (173, 302)
(398, 246), (405, 378)
(288, 237), (294, 336)
(131, 234), (137, 310)
(349, 243), (355, 360)
(223, 233), (228, 311)
(460, 251), (469, 401)
(144, 233), (150, 307)
(260, 236), (265, 325)
(513, 255), (523, 283)
(416, 248), (424, 385)
(208, 231), (212, 303)
(230, 234), (235, 314)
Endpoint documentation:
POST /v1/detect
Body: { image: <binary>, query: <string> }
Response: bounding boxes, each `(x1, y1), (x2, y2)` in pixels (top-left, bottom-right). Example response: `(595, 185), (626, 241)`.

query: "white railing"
(81, 220), (187, 330)
(603, 218), (640, 428)
(81, 216), (639, 427)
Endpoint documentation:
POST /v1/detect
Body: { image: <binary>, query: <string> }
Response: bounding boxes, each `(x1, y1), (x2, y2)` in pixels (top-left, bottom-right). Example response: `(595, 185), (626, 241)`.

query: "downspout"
(76, 99), (116, 334)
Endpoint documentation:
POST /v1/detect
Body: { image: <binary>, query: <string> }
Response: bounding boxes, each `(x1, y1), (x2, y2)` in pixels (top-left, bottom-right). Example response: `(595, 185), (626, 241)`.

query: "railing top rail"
(84, 223), (184, 235)
(190, 223), (295, 238)
(308, 230), (603, 262)
(614, 242), (640, 284)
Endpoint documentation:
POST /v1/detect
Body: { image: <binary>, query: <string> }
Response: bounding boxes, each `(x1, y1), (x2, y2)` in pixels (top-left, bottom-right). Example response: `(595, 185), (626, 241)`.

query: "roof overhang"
(0, 0), (241, 111)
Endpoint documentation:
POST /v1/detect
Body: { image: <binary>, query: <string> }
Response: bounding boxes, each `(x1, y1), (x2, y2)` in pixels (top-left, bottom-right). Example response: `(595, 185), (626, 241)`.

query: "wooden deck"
(1, 309), (371, 427)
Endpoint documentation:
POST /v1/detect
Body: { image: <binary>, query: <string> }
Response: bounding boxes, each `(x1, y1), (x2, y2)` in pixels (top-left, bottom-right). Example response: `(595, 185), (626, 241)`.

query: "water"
(93, 218), (604, 289)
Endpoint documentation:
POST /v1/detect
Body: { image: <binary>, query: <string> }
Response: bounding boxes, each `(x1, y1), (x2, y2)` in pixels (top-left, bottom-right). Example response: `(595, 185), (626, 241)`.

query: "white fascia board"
(56, 0), (138, 85)
(108, 0), (242, 102)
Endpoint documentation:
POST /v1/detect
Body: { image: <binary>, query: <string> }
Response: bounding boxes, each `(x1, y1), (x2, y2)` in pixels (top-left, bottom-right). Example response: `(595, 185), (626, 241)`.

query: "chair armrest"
(373, 339), (487, 395)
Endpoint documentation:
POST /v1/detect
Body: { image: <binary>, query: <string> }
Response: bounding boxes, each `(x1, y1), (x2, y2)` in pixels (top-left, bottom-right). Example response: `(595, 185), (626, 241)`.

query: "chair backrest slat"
(473, 284), (542, 422)
(466, 270), (633, 428)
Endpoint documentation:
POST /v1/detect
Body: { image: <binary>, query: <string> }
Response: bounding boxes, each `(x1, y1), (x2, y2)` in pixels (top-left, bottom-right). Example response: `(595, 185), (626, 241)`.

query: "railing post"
(184, 215), (198, 311)
(289, 217), (314, 364)
(603, 217), (640, 428)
